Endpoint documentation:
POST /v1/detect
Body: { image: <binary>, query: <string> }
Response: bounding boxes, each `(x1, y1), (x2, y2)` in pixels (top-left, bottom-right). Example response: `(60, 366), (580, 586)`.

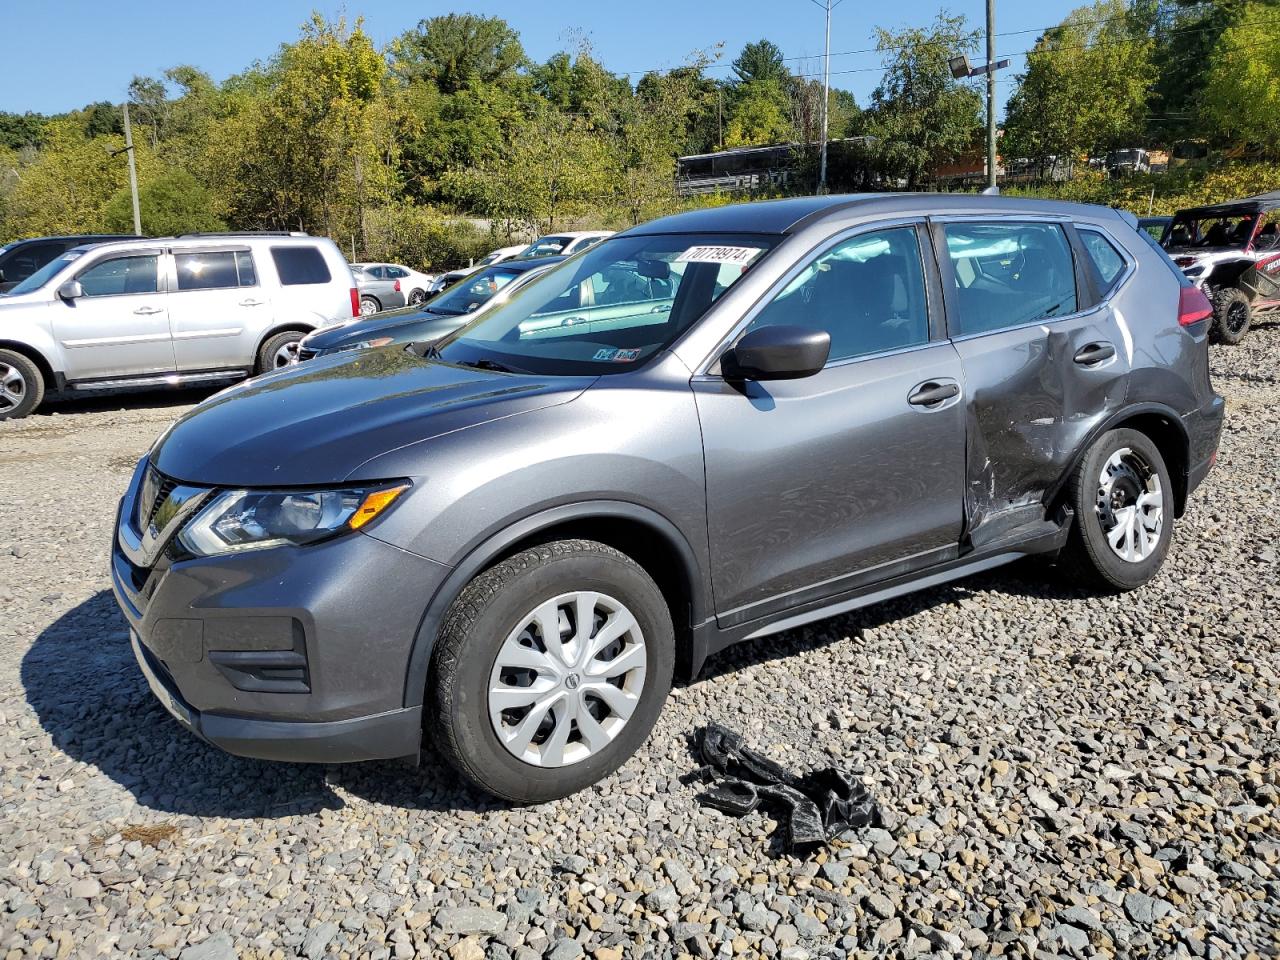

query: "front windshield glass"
(518, 237), (571, 259)
(435, 233), (777, 375)
(7, 251), (82, 296)
(429, 266), (528, 315)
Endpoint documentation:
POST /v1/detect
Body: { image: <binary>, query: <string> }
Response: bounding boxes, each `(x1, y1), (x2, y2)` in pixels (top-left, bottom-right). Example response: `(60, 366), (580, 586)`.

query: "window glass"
(436, 233), (776, 375)
(235, 250), (257, 286)
(387, 266), (409, 278)
(271, 246), (331, 285)
(1078, 230), (1127, 293)
(1, 242), (64, 284)
(176, 251), (240, 290)
(77, 255), (159, 297)
(428, 267), (527, 315)
(746, 227), (930, 362)
(943, 222), (1077, 335)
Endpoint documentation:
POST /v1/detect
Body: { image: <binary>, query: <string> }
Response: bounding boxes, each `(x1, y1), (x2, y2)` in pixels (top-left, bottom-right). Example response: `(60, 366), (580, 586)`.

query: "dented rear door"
(933, 218), (1130, 550)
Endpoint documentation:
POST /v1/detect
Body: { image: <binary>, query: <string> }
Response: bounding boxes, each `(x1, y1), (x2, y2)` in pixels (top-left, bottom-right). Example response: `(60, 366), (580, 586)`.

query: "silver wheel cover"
(0, 362), (27, 412)
(273, 340), (300, 368)
(1096, 447), (1164, 563)
(488, 591), (646, 768)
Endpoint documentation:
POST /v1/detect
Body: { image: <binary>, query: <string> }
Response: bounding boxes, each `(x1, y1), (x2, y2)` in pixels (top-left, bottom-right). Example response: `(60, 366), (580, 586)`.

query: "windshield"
(518, 236), (572, 259)
(434, 233), (777, 375)
(428, 266), (530, 316)
(7, 251), (82, 296)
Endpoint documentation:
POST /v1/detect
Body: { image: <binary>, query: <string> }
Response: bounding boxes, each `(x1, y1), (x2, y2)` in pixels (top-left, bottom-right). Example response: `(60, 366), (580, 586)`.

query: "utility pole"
(810, 0), (843, 194)
(986, 0), (997, 191)
(122, 102), (142, 236)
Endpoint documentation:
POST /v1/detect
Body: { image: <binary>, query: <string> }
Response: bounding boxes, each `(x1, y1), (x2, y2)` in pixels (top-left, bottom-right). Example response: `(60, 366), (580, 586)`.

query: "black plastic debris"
(686, 723), (881, 853)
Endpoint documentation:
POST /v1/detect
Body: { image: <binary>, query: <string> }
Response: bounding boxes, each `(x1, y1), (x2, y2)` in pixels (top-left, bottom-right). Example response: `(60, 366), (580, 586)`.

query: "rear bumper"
(1184, 392), (1225, 500)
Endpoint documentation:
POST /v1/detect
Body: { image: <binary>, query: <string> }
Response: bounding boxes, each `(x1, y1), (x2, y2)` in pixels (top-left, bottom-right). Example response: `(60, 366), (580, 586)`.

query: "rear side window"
(176, 250), (258, 291)
(942, 222), (1078, 336)
(1078, 229), (1127, 294)
(271, 246), (331, 285)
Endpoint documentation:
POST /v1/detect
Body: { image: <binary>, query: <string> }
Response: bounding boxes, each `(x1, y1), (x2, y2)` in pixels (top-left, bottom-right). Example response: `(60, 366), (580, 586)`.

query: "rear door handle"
(133, 306), (164, 315)
(908, 381), (960, 407)
(1073, 342), (1115, 365)
(239, 298), (265, 307)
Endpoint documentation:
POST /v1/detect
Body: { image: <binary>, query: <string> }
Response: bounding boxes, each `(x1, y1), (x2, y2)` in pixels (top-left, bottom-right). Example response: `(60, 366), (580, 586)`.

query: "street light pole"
(986, 0), (997, 190)
(122, 102), (142, 236)
(810, 0), (843, 194)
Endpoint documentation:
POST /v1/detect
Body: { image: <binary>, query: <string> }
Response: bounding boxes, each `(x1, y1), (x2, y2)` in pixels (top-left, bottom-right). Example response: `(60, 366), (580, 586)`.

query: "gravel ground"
(1, 331), (1277, 960)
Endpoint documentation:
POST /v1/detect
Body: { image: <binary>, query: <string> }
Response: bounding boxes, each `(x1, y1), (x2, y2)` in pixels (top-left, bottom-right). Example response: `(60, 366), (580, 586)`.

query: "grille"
(137, 467), (178, 532)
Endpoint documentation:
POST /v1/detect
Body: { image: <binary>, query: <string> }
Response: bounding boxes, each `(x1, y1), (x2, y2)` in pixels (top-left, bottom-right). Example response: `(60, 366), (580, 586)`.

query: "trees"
(1002, 0), (1155, 165)
(1200, 2), (1280, 150)
(102, 169), (226, 235)
(388, 14), (525, 93)
(865, 14), (983, 188)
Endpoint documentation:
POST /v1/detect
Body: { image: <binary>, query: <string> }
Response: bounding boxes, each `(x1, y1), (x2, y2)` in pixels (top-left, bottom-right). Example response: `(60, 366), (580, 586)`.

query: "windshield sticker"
(676, 245), (762, 265)
(592, 347), (642, 363)
(593, 348), (619, 361)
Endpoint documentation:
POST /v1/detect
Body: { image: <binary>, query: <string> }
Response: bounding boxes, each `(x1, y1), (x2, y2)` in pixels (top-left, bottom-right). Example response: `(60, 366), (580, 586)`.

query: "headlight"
(339, 336), (394, 353)
(176, 484), (408, 557)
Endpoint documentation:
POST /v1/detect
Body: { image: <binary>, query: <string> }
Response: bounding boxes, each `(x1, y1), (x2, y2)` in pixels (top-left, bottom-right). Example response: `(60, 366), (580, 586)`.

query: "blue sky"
(1, 0), (1083, 116)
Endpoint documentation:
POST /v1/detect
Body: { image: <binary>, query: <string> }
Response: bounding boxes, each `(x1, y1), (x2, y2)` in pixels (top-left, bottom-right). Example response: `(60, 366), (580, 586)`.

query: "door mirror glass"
(724, 325), (831, 381)
(57, 280), (84, 301)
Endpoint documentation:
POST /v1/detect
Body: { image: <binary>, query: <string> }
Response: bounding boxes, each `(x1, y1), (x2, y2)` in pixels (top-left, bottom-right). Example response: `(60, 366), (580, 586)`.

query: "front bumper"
(111, 462), (449, 763)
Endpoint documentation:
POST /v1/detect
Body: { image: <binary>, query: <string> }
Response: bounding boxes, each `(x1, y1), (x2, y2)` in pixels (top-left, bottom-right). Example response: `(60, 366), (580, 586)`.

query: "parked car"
(515, 230), (614, 260)
(114, 195), (1222, 803)
(0, 233), (356, 419)
(1106, 148), (1151, 177)
(1138, 216), (1171, 244)
(298, 257), (565, 361)
(352, 265), (407, 315)
(426, 244), (542, 296)
(0, 234), (139, 293)
(1163, 190), (1280, 344)
(351, 262), (437, 305)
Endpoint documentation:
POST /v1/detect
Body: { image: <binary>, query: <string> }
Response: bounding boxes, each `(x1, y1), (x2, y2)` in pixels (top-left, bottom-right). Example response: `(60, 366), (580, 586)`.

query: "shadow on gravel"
(34, 386), (219, 418)
(694, 556), (1094, 683)
(22, 591), (494, 819)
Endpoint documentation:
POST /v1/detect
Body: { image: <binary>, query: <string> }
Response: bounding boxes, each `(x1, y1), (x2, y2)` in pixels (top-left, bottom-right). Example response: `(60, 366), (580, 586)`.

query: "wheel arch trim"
(400, 500), (710, 709)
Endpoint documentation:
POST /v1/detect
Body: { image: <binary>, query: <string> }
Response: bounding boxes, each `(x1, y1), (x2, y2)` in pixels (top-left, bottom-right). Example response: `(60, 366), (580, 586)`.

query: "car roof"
(625, 192), (1128, 236)
(64, 233), (333, 257)
(1175, 190), (1280, 218)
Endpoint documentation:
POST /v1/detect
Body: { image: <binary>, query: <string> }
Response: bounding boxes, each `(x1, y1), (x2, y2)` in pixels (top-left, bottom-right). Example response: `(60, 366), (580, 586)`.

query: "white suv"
(0, 233), (356, 419)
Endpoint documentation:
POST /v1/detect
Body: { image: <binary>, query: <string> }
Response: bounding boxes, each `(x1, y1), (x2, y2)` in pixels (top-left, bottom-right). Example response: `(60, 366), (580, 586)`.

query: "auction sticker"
(676, 245), (762, 265)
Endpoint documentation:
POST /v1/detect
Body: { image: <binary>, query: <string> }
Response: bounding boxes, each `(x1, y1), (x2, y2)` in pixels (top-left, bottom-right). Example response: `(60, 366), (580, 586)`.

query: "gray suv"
(112, 195), (1224, 803)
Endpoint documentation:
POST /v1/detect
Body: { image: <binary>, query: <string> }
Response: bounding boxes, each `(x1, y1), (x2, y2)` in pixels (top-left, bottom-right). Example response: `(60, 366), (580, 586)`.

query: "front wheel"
(256, 331), (303, 374)
(1062, 428), (1174, 591)
(1211, 287), (1251, 345)
(430, 540), (674, 803)
(0, 349), (45, 420)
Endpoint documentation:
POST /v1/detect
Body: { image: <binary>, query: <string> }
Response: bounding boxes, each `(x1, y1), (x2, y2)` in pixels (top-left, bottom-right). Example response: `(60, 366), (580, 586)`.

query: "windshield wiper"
(456, 358), (529, 374)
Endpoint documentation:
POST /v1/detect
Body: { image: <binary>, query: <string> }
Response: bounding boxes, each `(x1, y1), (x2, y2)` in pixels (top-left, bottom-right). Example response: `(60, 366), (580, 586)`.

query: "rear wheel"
(408, 288), (426, 305)
(1211, 287), (1251, 345)
(255, 331), (303, 374)
(0, 350), (45, 421)
(1062, 428), (1174, 591)
(360, 295), (380, 316)
(430, 540), (674, 803)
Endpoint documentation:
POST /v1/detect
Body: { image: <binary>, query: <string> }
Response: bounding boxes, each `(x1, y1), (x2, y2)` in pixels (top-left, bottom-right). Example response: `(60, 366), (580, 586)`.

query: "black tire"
(408, 288), (426, 305)
(430, 539), (674, 803)
(360, 295), (380, 316)
(1211, 287), (1251, 345)
(1061, 428), (1174, 591)
(255, 331), (303, 374)
(0, 349), (45, 421)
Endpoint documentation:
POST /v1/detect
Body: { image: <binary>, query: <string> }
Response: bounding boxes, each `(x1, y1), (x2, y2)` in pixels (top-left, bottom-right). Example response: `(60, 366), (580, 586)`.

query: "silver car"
(352, 265), (407, 315)
(0, 233), (356, 419)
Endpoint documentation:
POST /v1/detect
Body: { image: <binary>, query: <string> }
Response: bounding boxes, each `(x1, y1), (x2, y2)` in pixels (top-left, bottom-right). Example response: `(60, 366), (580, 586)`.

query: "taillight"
(349, 287), (359, 317)
(394, 280), (401, 292)
(1174, 256), (1197, 268)
(1178, 286), (1213, 327)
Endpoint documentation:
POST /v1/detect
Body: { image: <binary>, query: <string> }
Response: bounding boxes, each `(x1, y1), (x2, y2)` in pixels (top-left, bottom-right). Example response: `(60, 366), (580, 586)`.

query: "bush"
(103, 168), (226, 235)
(1005, 161), (1280, 215)
(362, 203), (494, 271)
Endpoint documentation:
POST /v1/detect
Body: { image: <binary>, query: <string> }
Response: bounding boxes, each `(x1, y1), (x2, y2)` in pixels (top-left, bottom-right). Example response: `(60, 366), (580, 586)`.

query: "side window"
(271, 246), (332, 285)
(387, 266), (409, 279)
(175, 251), (245, 291)
(942, 222), (1078, 336)
(235, 250), (257, 286)
(77, 255), (159, 297)
(746, 226), (930, 362)
(1078, 230), (1127, 295)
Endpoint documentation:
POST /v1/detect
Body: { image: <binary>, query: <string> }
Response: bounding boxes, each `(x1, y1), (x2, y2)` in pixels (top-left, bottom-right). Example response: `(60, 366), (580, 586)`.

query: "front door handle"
(1073, 342), (1116, 365)
(239, 298), (265, 307)
(908, 381), (960, 407)
(133, 306), (164, 315)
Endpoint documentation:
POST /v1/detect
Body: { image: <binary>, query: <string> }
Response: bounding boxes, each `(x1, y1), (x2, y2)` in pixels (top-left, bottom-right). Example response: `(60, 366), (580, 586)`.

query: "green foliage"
(0, 112), (47, 150)
(731, 40), (788, 86)
(1003, 0), (1156, 163)
(388, 14), (525, 93)
(866, 14), (983, 188)
(362, 203), (490, 270)
(102, 169), (226, 235)
(1004, 161), (1280, 214)
(724, 78), (793, 147)
(1200, 2), (1280, 148)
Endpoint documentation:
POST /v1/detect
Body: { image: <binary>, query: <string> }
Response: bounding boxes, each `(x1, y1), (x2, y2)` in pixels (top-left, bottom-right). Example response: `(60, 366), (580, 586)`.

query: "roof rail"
(175, 231), (310, 238)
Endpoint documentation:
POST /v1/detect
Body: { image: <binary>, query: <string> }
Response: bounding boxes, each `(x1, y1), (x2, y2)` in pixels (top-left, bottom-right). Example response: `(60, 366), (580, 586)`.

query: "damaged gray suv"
(113, 195), (1224, 802)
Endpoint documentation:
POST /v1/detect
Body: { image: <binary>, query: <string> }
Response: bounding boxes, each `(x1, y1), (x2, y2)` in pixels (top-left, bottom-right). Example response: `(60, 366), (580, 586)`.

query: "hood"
(306, 308), (464, 352)
(151, 345), (594, 486)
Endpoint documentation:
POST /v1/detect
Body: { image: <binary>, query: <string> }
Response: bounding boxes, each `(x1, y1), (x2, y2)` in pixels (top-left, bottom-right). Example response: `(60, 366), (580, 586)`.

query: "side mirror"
(57, 280), (84, 301)
(723, 325), (830, 381)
